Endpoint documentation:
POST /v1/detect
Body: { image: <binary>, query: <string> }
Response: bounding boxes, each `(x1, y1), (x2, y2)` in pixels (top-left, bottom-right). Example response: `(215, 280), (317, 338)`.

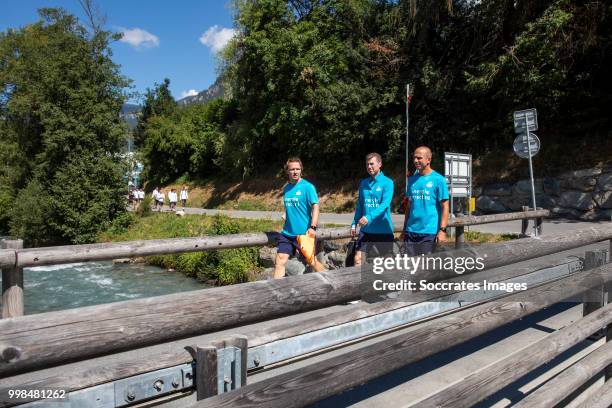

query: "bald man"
(402, 146), (449, 255)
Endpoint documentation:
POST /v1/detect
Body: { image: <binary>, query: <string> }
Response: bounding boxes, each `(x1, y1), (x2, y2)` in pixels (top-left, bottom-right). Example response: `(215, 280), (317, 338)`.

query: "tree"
(0, 8), (129, 245)
(134, 78), (177, 148)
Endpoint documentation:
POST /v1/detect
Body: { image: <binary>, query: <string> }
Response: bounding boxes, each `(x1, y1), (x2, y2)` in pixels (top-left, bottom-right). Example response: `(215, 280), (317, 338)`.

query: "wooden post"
(521, 206), (529, 236)
(194, 345), (218, 400)
(1, 239), (24, 319)
(583, 250), (608, 318)
(192, 335), (247, 401)
(455, 226), (465, 249)
(536, 206), (543, 235)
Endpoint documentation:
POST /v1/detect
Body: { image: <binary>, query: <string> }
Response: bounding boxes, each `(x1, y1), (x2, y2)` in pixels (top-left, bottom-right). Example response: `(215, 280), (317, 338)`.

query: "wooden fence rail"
(0, 225), (609, 378)
(418, 300), (612, 407)
(513, 340), (612, 408)
(0, 210), (550, 320)
(0, 210), (549, 269)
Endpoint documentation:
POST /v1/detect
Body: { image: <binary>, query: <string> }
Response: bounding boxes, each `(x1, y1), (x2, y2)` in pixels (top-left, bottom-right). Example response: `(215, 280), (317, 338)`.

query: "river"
(0, 261), (209, 315)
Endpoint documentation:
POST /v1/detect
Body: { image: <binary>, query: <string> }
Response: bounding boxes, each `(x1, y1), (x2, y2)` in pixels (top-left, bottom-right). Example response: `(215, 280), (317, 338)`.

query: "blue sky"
(1, 1), (236, 103)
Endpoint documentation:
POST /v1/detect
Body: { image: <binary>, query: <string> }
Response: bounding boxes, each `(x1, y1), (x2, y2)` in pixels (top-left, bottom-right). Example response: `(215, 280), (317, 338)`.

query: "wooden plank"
(575, 378), (612, 408)
(0, 226), (609, 377)
(513, 340), (612, 407)
(1, 240), (23, 319)
(448, 209), (549, 227)
(13, 211), (549, 267)
(189, 263), (612, 408)
(0, 267), (360, 377)
(0, 256), (578, 398)
(420, 303), (612, 408)
(454, 226), (465, 249)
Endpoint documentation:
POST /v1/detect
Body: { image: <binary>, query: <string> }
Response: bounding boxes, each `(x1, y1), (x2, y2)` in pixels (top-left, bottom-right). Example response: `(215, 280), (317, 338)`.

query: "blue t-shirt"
(282, 179), (319, 237)
(352, 171), (394, 234)
(405, 170), (449, 234)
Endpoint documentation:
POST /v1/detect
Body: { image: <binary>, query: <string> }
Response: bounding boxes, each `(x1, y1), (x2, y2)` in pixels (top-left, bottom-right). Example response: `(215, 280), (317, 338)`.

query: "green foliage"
(134, 78), (177, 148)
(139, 99), (235, 184)
(99, 214), (281, 285)
(135, 194), (153, 217)
(106, 212), (135, 236)
(8, 181), (54, 246)
(131, 0), (610, 184)
(0, 8), (129, 246)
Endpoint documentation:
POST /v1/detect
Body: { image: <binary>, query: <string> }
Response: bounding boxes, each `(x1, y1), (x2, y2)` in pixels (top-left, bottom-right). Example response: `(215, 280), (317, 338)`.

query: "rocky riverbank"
(258, 239), (352, 278)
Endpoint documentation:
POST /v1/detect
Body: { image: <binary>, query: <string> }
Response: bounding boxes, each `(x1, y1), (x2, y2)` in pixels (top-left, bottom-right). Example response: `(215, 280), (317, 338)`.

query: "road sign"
(513, 108), (538, 133)
(513, 132), (540, 159)
(445, 152), (472, 216)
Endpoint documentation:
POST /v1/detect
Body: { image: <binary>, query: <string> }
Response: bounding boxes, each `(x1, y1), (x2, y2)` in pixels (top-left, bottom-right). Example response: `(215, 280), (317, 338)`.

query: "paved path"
(174, 207), (610, 236)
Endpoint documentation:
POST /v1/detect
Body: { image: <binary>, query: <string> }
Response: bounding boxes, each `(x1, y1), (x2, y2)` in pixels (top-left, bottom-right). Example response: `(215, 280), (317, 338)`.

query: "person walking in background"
(402, 146), (449, 256)
(180, 185), (188, 209)
(351, 153), (395, 265)
(131, 188), (138, 209)
(157, 189), (165, 212)
(168, 188), (178, 211)
(274, 157), (327, 279)
(152, 187), (159, 211)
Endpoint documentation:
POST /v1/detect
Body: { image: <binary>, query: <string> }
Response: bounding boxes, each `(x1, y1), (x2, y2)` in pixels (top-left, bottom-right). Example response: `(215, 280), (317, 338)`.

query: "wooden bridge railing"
(0, 224), (610, 407)
(0, 210), (549, 319)
(0, 224), (609, 376)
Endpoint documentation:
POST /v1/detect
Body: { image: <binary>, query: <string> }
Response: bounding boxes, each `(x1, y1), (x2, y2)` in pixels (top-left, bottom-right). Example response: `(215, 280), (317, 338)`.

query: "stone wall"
(476, 165), (612, 221)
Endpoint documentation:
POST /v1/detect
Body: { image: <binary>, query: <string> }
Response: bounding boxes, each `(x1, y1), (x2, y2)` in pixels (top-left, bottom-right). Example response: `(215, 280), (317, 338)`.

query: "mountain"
(120, 103), (140, 131)
(177, 77), (225, 106)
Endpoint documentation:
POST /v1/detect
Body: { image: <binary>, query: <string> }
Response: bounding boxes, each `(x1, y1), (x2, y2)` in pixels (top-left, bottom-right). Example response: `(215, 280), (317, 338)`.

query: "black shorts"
(355, 232), (395, 258)
(403, 232), (437, 256)
(277, 233), (301, 256)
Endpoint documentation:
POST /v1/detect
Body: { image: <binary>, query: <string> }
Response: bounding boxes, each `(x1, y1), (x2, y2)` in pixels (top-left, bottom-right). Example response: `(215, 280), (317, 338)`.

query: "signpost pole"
(405, 84), (411, 195)
(524, 112), (538, 237)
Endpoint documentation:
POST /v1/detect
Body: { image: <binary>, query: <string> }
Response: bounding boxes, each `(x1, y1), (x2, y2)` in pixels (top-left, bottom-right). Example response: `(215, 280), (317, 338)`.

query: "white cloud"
(181, 89), (199, 99)
(119, 27), (160, 49)
(199, 26), (236, 53)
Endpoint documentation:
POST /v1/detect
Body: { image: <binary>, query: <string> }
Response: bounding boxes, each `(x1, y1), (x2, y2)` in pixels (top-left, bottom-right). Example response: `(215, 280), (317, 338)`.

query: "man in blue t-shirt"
(351, 153), (395, 265)
(402, 146), (449, 255)
(274, 158), (327, 279)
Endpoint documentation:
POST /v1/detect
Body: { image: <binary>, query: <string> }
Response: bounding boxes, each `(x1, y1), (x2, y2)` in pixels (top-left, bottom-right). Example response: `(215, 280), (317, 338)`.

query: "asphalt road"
(173, 207), (610, 236)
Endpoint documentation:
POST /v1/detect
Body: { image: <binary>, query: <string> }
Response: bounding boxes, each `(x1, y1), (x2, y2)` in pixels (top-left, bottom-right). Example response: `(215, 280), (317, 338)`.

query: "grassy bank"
(99, 213), (282, 285)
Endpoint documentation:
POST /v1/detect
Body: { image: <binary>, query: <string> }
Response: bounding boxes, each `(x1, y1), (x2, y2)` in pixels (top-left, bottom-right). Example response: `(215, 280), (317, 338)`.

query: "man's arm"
(351, 185), (364, 235)
(308, 203), (320, 237)
(436, 199), (450, 242)
(352, 185), (363, 227)
(402, 199), (411, 238)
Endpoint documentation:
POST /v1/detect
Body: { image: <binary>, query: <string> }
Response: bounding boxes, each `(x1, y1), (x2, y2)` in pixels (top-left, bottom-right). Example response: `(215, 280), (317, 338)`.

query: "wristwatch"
(310, 225), (318, 231)
(439, 226), (447, 233)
